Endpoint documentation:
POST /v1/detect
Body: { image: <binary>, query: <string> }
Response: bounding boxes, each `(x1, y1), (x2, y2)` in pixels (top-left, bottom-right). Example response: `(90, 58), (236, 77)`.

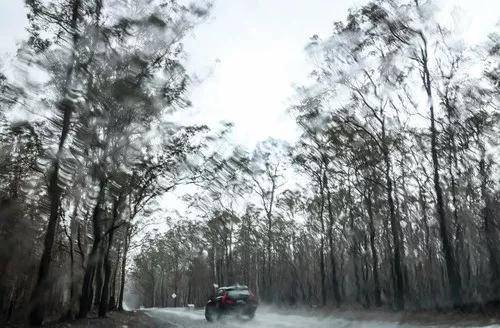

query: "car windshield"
(3, 1), (499, 328)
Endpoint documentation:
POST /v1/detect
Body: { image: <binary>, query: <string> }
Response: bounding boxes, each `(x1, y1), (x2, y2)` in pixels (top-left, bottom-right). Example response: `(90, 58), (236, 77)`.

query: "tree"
(0, 0), (211, 323)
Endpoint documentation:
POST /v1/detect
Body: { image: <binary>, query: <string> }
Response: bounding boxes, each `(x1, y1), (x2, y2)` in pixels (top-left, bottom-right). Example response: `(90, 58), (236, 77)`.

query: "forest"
(0, 0), (499, 326)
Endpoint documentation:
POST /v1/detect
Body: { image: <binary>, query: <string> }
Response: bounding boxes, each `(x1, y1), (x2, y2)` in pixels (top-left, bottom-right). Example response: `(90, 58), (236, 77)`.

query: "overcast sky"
(180, 0), (499, 148)
(1, 0), (498, 225)
(179, 0), (367, 148)
(1, 0), (499, 149)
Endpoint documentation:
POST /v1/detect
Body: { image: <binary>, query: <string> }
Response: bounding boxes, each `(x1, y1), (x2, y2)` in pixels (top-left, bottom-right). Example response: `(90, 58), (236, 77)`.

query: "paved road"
(142, 307), (500, 328)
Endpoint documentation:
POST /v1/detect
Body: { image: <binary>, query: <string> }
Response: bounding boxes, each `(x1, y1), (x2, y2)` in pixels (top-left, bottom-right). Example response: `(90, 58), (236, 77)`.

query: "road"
(142, 307), (500, 328)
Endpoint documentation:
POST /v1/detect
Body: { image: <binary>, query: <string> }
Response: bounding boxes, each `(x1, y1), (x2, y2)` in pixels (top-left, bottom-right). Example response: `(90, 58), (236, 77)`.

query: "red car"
(205, 285), (258, 321)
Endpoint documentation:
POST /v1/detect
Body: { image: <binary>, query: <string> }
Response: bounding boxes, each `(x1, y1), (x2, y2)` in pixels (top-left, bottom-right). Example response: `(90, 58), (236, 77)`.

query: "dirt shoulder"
(312, 307), (500, 326)
(265, 305), (500, 327)
(5, 310), (166, 328)
(398, 310), (500, 326)
(332, 309), (500, 326)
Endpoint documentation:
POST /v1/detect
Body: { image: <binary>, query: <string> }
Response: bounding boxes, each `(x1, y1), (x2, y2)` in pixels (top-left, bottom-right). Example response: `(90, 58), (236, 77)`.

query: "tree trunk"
(118, 226), (130, 311)
(110, 245), (122, 310)
(419, 34), (462, 307)
(324, 171), (341, 307)
(348, 180), (361, 304)
(94, 243), (105, 309)
(365, 187), (382, 307)
(98, 228), (115, 316)
(417, 181), (435, 306)
(443, 87), (466, 277)
(79, 179), (106, 318)
(65, 196), (80, 320)
(29, 2), (81, 325)
(479, 146), (500, 299)
(266, 214), (273, 301)
(98, 194), (123, 316)
(318, 174), (327, 307)
(382, 130), (404, 310)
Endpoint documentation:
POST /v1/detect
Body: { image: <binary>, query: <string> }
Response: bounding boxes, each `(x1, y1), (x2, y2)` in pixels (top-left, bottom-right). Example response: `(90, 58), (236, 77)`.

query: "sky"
(0, 0), (499, 228)
(178, 0), (500, 148)
(1, 0), (499, 150)
(178, 0), (366, 148)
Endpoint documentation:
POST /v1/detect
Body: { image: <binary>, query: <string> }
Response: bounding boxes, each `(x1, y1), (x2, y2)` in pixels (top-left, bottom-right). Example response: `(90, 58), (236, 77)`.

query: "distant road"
(142, 307), (500, 328)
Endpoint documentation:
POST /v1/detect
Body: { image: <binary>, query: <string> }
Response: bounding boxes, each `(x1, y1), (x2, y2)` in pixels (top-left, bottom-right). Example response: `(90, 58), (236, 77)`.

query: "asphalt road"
(142, 307), (500, 328)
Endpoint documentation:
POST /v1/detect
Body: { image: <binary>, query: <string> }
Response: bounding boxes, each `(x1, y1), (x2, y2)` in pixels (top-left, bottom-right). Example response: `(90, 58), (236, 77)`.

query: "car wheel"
(238, 310), (255, 321)
(247, 311), (255, 320)
(205, 304), (218, 322)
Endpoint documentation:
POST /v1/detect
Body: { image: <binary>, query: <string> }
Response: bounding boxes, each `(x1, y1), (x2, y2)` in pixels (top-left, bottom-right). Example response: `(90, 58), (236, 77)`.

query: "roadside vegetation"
(0, 0), (211, 325)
